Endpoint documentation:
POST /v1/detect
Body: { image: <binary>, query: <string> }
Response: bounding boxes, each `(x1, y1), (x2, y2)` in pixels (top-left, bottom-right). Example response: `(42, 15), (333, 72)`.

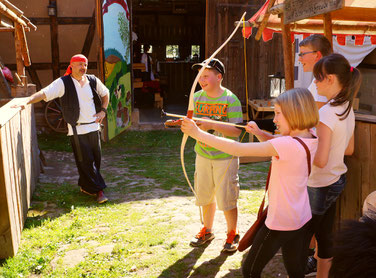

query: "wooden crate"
(0, 98), (40, 258)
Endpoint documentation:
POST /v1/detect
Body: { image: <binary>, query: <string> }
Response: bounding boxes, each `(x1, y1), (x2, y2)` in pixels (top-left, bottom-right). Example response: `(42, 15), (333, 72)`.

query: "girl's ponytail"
(313, 53), (362, 120)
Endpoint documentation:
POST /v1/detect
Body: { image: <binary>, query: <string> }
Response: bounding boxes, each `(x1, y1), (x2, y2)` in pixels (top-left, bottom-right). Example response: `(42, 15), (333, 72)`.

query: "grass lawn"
(0, 130), (280, 278)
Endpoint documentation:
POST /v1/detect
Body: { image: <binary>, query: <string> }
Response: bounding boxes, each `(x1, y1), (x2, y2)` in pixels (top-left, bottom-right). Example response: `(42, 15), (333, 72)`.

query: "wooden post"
(280, 14), (294, 90)
(95, 0), (105, 82)
(14, 22), (25, 81)
(49, 0), (60, 80)
(323, 13), (333, 49)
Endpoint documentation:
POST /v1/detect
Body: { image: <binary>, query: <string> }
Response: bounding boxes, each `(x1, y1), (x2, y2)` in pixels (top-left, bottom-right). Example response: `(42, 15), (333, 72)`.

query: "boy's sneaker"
(80, 187), (96, 196)
(96, 191), (108, 204)
(190, 227), (215, 247)
(305, 255), (317, 276)
(222, 230), (240, 252)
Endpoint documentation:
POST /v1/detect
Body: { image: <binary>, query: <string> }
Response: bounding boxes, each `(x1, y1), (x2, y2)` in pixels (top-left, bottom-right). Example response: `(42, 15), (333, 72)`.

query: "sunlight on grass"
(0, 130), (269, 278)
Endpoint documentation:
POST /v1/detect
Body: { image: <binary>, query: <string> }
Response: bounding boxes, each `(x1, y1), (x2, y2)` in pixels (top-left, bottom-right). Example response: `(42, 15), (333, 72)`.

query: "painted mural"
(102, 0), (132, 140)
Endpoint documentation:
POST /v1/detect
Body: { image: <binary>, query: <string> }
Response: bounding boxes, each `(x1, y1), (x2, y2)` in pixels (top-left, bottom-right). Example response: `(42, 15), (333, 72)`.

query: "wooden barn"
(0, 0), (284, 133)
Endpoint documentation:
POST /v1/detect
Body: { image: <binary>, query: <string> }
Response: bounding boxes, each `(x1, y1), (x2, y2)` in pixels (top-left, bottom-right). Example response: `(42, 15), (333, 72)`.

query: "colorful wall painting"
(102, 0), (132, 140)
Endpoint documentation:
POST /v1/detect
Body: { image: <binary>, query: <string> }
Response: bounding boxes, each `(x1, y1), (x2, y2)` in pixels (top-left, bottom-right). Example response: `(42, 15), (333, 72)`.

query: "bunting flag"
(102, 0), (130, 20)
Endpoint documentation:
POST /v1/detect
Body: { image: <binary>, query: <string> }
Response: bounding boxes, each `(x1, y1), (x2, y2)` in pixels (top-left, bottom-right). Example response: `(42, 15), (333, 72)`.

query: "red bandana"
(64, 54), (88, 76)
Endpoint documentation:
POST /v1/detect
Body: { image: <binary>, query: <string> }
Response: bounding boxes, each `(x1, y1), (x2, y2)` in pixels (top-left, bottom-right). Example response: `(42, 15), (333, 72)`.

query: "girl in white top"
(307, 53), (362, 278)
(182, 88), (319, 278)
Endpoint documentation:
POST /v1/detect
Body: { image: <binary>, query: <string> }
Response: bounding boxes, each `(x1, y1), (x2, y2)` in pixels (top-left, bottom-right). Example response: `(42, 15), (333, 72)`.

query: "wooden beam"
(16, 24), (30, 67)
(266, 22), (376, 35)
(358, 63), (376, 70)
(0, 1), (27, 28)
(29, 17), (93, 25)
(323, 13), (333, 48)
(7, 62), (98, 71)
(255, 0), (276, 41)
(311, 7), (376, 22)
(0, 26), (13, 32)
(20, 15), (36, 31)
(280, 14), (294, 90)
(49, 0), (59, 80)
(0, 16), (13, 29)
(0, 0), (23, 17)
(263, 5), (376, 23)
(81, 10), (96, 58)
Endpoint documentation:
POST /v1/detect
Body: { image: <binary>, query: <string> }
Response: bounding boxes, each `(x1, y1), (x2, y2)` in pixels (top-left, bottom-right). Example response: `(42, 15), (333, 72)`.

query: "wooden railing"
(0, 98), (40, 258)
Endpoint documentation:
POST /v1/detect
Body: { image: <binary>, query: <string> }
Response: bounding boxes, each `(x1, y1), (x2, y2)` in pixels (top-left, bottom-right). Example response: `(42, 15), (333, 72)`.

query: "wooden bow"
(180, 12), (247, 223)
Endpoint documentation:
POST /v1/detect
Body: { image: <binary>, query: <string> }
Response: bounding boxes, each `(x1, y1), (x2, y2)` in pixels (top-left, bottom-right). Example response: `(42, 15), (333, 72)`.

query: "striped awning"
(243, 0), (376, 45)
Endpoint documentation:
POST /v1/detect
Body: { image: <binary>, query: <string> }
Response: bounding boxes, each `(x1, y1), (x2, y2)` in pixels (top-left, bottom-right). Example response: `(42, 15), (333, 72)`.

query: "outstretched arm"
(12, 91), (47, 109)
(245, 121), (276, 142)
(181, 118), (277, 157)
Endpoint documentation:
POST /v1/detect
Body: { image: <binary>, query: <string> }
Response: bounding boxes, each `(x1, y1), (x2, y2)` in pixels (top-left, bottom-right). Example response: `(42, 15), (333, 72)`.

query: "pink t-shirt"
(265, 136), (318, 231)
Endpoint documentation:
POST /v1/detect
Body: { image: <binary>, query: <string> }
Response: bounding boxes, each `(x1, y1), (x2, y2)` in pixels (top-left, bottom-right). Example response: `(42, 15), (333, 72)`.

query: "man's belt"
(76, 121), (96, 126)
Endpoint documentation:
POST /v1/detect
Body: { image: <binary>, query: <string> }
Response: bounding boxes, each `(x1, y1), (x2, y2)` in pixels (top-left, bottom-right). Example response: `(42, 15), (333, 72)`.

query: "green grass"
(1, 130), (269, 278)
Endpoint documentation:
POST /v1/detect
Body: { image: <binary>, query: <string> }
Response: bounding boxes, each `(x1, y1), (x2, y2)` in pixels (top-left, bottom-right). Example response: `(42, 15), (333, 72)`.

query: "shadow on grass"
(220, 250), (250, 278)
(189, 251), (235, 277)
(157, 243), (210, 278)
(24, 182), (109, 229)
(0, 259), (6, 267)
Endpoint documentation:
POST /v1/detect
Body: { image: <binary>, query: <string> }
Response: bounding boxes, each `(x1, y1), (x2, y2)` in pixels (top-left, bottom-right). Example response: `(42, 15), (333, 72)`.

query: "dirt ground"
(37, 150), (287, 278)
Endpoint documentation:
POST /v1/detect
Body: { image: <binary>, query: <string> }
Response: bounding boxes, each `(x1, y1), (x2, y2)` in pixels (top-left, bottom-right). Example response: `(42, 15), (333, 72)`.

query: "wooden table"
(248, 99), (275, 119)
(240, 99), (275, 164)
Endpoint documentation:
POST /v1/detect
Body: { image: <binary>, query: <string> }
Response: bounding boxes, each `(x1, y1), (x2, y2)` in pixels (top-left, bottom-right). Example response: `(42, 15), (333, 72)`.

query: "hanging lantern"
(268, 72), (285, 98)
(47, 1), (57, 16)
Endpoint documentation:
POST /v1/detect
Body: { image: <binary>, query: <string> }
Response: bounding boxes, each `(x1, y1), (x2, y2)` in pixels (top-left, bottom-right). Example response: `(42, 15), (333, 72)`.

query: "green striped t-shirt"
(193, 88), (243, 159)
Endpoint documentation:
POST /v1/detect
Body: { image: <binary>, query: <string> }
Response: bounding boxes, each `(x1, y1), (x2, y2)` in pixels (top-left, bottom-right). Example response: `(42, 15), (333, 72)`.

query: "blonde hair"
(276, 88), (319, 130)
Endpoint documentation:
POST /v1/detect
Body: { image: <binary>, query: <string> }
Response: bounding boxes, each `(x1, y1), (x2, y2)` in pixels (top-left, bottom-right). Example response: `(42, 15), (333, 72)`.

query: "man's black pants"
(70, 130), (106, 194)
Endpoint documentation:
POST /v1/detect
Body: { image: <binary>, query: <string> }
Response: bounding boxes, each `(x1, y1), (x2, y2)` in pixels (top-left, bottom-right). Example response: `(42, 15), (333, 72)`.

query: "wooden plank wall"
(159, 62), (197, 104)
(337, 119), (376, 223)
(206, 0), (284, 106)
(0, 99), (40, 258)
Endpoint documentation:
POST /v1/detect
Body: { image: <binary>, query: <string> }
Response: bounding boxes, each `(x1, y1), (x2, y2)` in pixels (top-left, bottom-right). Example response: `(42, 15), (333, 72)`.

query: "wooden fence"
(337, 115), (376, 223)
(0, 98), (40, 258)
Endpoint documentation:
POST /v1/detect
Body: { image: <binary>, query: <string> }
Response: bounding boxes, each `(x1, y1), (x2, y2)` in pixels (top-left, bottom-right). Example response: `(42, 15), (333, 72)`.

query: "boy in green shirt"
(189, 58), (243, 252)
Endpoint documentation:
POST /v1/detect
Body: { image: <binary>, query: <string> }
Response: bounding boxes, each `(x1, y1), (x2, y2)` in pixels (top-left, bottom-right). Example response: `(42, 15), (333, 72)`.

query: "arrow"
(162, 110), (247, 130)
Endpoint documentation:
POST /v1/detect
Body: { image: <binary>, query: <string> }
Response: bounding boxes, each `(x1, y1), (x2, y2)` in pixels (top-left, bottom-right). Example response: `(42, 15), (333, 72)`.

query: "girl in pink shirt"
(182, 88), (319, 278)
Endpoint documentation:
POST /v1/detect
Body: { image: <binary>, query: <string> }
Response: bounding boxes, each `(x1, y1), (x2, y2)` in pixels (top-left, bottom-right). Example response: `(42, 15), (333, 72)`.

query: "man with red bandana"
(14, 54), (110, 204)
